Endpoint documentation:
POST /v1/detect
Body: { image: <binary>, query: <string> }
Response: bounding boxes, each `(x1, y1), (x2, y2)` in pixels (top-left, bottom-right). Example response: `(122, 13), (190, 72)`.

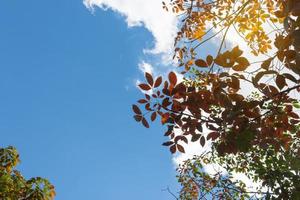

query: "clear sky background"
(0, 1), (179, 199)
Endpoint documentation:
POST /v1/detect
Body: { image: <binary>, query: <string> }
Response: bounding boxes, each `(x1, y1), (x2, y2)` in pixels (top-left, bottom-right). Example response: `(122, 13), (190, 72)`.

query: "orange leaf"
(168, 71), (177, 86)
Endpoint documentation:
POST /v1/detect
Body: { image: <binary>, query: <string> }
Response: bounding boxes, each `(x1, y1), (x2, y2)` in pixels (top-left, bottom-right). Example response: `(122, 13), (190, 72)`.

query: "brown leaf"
(276, 75), (286, 90)
(177, 144), (185, 153)
(168, 71), (177, 86)
(162, 141), (174, 146)
(132, 105), (142, 114)
(191, 134), (201, 142)
(261, 58), (272, 70)
(231, 46), (243, 58)
(235, 57), (250, 69)
(154, 76), (162, 88)
(145, 72), (154, 86)
(151, 112), (157, 121)
(161, 113), (170, 124)
(207, 132), (220, 141)
(162, 97), (171, 108)
(138, 83), (151, 91)
(138, 99), (148, 104)
(283, 73), (297, 83)
(200, 136), (206, 147)
(142, 118), (149, 128)
(232, 64), (248, 71)
(206, 55), (213, 65)
(170, 145), (176, 154)
(133, 115), (142, 122)
(195, 59), (208, 67)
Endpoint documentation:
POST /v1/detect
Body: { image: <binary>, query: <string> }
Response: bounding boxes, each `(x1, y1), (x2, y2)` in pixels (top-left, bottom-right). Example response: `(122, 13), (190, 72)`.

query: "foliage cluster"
(0, 146), (55, 200)
(133, 0), (300, 199)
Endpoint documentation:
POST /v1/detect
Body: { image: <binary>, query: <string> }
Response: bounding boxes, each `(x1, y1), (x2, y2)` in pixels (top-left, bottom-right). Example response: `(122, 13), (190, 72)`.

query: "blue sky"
(0, 1), (179, 199)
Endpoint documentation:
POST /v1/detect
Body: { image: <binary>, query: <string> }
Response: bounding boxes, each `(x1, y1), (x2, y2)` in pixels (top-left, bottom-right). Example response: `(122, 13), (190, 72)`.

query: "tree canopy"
(133, 0), (300, 199)
(0, 146), (55, 200)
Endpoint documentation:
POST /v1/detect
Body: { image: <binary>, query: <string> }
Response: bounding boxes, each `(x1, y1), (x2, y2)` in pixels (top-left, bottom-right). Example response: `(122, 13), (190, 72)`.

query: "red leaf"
(138, 83), (151, 91)
(168, 71), (177, 86)
(151, 112), (157, 121)
(142, 118), (149, 128)
(145, 72), (154, 86)
(195, 59), (208, 67)
(132, 105), (141, 114)
(154, 76), (162, 88)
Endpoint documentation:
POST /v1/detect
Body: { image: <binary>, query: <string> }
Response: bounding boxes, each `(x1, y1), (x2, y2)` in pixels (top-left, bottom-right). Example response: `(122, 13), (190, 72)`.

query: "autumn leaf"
(154, 76), (162, 87)
(138, 83), (151, 91)
(276, 75), (286, 90)
(145, 72), (153, 86)
(195, 59), (208, 67)
(168, 71), (177, 86)
(132, 105), (141, 114)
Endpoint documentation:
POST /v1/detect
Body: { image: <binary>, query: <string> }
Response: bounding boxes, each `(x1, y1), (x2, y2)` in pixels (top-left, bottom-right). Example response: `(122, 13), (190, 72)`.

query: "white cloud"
(138, 61), (153, 74)
(83, 0), (178, 59)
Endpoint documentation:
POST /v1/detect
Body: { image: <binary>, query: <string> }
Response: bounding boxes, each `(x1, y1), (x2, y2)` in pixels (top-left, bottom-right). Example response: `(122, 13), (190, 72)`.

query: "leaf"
(235, 57), (250, 69)
(145, 72), (153, 86)
(162, 141), (173, 146)
(175, 135), (188, 144)
(200, 136), (206, 147)
(283, 73), (298, 83)
(207, 132), (220, 141)
(253, 70), (277, 86)
(195, 59), (208, 67)
(138, 99), (148, 104)
(232, 64), (248, 71)
(170, 145), (176, 154)
(151, 112), (157, 121)
(132, 105), (141, 114)
(276, 75), (286, 90)
(191, 134), (201, 142)
(261, 58), (272, 70)
(142, 118), (149, 128)
(134, 115), (142, 122)
(161, 113), (170, 124)
(168, 71), (177, 85)
(231, 46), (243, 58)
(154, 76), (162, 88)
(292, 101), (300, 109)
(177, 144), (185, 153)
(206, 55), (213, 65)
(162, 97), (171, 107)
(138, 83), (151, 91)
